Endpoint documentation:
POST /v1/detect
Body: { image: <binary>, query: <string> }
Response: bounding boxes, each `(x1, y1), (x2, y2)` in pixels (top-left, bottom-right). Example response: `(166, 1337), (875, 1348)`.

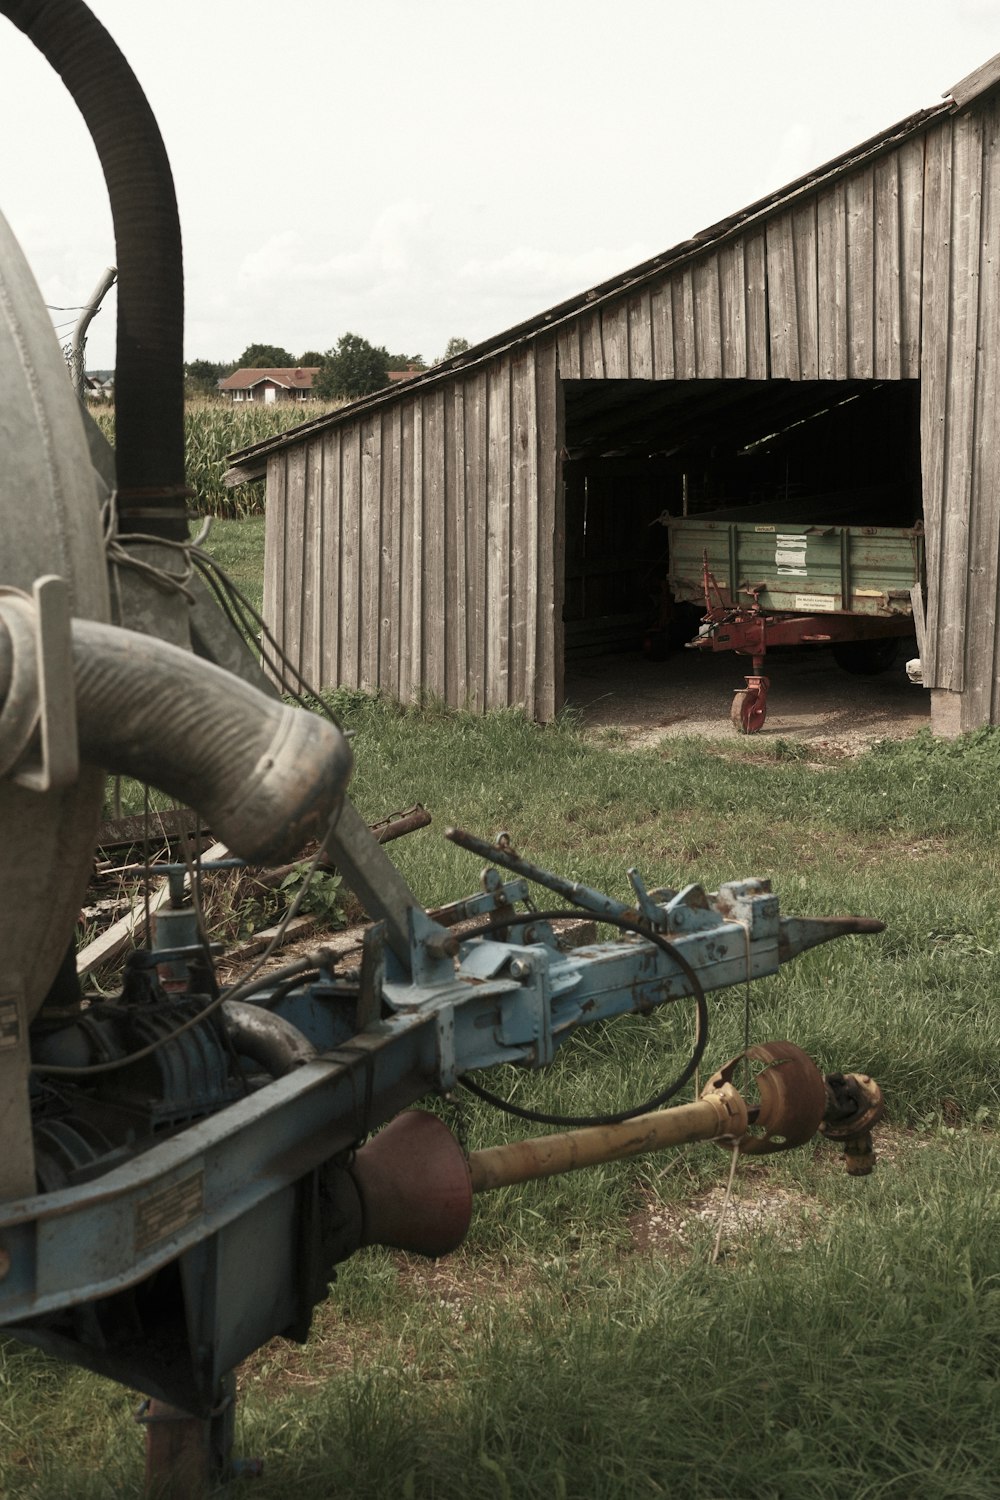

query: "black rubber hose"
(1, 0), (187, 539)
(458, 908), (709, 1127)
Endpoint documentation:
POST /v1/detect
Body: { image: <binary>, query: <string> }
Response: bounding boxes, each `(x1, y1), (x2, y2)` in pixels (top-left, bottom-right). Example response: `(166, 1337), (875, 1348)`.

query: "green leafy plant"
(279, 863), (345, 927)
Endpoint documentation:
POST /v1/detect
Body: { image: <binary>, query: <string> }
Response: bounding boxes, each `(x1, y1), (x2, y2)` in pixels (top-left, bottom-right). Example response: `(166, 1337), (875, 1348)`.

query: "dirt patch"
(627, 1125), (920, 1262)
(392, 1251), (537, 1312)
(565, 645), (929, 755)
(628, 1179), (823, 1260)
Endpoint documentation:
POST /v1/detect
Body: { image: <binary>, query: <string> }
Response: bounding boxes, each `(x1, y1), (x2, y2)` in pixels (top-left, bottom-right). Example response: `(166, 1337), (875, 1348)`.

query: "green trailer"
(664, 496), (924, 732)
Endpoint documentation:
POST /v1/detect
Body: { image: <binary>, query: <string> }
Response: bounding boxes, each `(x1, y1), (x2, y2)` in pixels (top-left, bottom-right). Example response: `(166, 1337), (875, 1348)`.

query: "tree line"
(186, 334), (471, 400)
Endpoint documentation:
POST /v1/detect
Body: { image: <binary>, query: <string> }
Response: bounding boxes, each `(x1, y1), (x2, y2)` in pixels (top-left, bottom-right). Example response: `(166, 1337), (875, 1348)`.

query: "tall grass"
(90, 396), (342, 519)
(231, 1130), (1000, 1500)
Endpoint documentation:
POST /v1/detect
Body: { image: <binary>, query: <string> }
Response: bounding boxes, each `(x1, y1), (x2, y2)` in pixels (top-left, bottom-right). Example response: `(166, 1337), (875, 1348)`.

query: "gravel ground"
(565, 643), (929, 754)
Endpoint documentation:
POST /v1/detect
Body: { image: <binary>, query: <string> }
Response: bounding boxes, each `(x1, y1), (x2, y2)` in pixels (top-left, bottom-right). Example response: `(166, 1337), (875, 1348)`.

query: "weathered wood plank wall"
(552, 157), (925, 389)
(264, 101), (1000, 730)
(971, 100), (1000, 727)
(264, 340), (563, 720)
(920, 98), (1000, 728)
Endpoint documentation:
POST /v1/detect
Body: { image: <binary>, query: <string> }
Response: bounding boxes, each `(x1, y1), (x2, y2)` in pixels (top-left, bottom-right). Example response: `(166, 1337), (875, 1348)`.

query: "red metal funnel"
(351, 1110), (473, 1258)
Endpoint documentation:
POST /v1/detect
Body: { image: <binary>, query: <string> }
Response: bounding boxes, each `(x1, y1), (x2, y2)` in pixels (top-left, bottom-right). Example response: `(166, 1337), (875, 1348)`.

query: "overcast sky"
(0, 0), (998, 371)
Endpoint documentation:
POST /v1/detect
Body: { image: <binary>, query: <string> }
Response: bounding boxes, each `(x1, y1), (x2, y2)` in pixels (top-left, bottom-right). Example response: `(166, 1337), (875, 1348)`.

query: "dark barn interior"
(561, 378), (922, 661)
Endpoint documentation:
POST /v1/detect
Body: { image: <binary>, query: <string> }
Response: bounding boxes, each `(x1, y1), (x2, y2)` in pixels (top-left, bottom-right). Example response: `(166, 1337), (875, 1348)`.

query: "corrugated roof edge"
(225, 92), (961, 480)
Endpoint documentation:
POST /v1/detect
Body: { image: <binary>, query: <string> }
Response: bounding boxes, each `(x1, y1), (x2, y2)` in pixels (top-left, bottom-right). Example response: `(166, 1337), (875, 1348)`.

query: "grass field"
(4, 525), (1000, 1497)
(203, 513), (266, 617)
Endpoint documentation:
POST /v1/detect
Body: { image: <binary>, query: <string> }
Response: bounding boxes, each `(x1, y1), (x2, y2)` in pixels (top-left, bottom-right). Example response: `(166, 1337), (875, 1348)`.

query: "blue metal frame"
(0, 861), (875, 1347)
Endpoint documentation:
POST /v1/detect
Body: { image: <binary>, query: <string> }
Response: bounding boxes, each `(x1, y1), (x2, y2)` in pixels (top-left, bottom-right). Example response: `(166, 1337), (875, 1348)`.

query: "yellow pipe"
(467, 1083), (747, 1193)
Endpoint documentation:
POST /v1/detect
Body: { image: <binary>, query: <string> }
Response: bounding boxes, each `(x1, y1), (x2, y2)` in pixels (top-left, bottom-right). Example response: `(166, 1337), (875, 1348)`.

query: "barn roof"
(225, 51), (1000, 481)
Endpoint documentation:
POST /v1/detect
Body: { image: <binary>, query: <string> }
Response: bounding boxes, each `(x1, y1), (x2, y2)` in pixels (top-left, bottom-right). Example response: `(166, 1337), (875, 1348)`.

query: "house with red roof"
(218, 367), (319, 403)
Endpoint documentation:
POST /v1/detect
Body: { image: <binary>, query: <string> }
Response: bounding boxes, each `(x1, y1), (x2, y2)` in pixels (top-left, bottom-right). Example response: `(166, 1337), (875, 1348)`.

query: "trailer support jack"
(731, 661), (770, 734)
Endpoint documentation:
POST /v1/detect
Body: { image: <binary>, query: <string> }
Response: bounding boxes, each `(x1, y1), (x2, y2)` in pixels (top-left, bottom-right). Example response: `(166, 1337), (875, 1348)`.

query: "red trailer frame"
(689, 562), (914, 732)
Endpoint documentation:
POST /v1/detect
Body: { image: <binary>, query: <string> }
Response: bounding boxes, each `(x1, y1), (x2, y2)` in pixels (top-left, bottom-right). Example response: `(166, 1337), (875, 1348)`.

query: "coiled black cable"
(457, 908), (708, 1127)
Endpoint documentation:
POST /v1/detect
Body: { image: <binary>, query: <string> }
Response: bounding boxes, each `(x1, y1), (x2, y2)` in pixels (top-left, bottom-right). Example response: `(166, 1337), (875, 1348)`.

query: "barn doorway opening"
(560, 377), (922, 713)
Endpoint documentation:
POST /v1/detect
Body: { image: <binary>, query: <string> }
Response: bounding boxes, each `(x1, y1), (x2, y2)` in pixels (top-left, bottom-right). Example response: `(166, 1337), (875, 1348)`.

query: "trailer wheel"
(731, 686), (767, 734)
(832, 638), (900, 676)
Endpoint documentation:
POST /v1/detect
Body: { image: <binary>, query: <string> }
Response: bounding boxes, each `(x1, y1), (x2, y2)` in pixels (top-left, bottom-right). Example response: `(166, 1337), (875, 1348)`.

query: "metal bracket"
(626, 868), (668, 928)
(497, 950), (555, 1067)
(407, 906), (460, 988)
(436, 1004), (457, 1090)
(0, 576), (79, 792)
(356, 922), (385, 1030)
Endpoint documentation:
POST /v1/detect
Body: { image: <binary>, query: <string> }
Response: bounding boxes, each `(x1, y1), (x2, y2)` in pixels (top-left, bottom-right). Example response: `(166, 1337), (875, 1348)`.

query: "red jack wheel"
(731, 684), (767, 734)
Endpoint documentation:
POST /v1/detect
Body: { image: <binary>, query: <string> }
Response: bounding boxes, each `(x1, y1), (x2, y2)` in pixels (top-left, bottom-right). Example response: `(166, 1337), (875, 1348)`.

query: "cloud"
(953, 0), (1000, 17)
(212, 200), (599, 357)
(189, 219), (662, 364)
(235, 200), (437, 292)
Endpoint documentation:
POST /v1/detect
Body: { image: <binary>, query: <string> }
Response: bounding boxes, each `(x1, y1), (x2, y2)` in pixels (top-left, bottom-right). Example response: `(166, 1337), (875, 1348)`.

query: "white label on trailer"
(776, 534), (807, 574)
(795, 594), (836, 612)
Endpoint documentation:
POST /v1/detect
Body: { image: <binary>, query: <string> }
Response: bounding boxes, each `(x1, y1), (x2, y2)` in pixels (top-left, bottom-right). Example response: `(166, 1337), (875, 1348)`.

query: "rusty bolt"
(424, 933), (459, 960)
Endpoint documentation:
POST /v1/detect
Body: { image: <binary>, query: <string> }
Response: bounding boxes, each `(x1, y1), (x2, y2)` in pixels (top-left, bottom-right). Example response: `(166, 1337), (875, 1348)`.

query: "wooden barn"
(226, 54), (1000, 735)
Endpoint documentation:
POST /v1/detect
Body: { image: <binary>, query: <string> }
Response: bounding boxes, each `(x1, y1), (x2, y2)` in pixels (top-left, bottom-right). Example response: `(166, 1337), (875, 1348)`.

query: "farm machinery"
(663, 499), (924, 732)
(0, 2), (885, 1492)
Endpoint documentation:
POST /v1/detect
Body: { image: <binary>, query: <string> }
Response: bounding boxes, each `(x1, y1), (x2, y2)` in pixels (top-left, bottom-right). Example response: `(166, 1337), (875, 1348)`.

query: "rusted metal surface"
(431, 1045), (884, 1189)
(821, 1071), (885, 1175)
(691, 601), (916, 656)
(371, 803), (432, 843)
(352, 1110), (473, 1257)
(731, 674), (769, 733)
(709, 1041), (828, 1155)
(777, 915), (886, 962)
(467, 1083), (748, 1192)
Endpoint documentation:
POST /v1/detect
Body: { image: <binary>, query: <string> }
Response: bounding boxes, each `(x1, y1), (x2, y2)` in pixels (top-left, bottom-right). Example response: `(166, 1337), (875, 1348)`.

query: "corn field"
(89, 397), (342, 519)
